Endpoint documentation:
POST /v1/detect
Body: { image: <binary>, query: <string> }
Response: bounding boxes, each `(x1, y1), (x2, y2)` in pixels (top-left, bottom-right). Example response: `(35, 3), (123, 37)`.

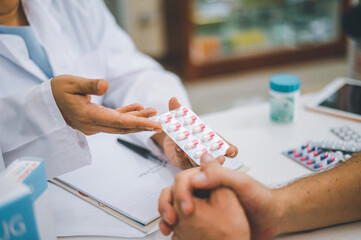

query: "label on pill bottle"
(270, 94), (297, 123)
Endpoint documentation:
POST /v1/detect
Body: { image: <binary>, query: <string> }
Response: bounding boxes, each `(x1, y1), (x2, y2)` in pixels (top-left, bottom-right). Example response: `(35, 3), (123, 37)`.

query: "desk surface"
(58, 95), (361, 240)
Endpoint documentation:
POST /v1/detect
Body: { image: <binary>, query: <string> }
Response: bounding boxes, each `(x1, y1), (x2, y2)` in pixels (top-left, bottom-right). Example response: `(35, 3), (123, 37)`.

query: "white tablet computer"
(305, 78), (361, 122)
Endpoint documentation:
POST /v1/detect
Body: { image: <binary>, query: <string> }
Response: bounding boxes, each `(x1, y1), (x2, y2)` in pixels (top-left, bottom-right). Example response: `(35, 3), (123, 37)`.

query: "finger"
(115, 103), (144, 113)
(159, 187), (177, 226)
(189, 158), (199, 167)
(172, 168), (200, 216)
(210, 188), (239, 206)
(215, 155), (225, 165)
(117, 114), (162, 130)
(82, 124), (154, 135)
(200, 153), (219, 167)
(169, 97), (181, 111)
(200, 153), (224, 165)
(175, 145), (193, 169)
(126, 108), (158, 118)
(86, 104), (162, 132)
(159, 219), (173, 236)
(192, 159), (265, 203)
(226, 145), (238, 158)
(70, 76), (109, 96)
(218, 134), (238, 158)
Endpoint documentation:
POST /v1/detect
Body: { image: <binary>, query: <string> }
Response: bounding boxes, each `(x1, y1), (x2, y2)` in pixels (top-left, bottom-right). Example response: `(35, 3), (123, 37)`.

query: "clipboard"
(49, 178), (159, 233)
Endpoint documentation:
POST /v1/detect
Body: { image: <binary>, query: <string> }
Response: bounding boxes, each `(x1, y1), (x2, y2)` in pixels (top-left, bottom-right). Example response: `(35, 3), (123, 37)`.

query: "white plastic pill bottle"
(269, 73), (300, 124)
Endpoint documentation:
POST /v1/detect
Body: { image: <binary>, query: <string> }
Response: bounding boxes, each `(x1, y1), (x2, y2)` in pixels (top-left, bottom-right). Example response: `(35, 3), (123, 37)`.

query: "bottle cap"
(270, 73), (300, 93)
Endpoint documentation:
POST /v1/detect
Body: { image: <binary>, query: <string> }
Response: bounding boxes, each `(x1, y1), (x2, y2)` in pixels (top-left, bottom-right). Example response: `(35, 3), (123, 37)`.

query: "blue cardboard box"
(1, 157), (56, 240)
(0, 178), (39, 240)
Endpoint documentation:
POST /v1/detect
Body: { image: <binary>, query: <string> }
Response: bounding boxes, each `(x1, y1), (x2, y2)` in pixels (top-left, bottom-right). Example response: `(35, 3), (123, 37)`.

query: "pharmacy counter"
(57, 95), (361, 240)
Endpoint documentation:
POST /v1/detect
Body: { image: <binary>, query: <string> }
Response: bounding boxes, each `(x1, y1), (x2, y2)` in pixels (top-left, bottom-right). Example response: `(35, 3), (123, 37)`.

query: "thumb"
(73, 77), (109, 96)
(192, 156), (264, 202)
(210, 188), (239, 207)
(169, 97), (181, 111)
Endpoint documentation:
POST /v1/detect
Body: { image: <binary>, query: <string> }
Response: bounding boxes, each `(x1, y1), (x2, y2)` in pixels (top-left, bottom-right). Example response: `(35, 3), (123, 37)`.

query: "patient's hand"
(160, 154), (280, 240)
(172, 187), (250, 240)
(152, 97), (238, 169)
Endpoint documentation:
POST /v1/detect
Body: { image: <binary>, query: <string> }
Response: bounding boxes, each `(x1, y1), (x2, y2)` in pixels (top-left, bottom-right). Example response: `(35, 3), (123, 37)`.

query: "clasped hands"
(159, 153), (284, 240)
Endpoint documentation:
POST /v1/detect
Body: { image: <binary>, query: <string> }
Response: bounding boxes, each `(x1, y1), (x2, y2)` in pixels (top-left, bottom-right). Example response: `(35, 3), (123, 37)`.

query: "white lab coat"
(0, 0), (190, 178)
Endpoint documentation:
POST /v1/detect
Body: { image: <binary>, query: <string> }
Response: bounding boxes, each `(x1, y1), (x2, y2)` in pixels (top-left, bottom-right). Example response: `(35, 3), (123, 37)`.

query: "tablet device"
(305, 78), (361, 122)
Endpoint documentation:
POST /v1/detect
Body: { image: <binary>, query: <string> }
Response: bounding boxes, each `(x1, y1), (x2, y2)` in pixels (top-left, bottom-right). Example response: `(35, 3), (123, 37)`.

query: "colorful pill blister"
(283, 142), (344, 172)
(152, 106), (230, 165)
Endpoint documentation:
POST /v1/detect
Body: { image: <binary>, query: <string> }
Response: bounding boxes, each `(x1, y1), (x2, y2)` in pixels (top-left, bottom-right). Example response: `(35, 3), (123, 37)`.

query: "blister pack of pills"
(283, 142), (344, 172)
(331, 126), (361, 142)
(313, 139), (361, 153)
(152, 107), (230, 165)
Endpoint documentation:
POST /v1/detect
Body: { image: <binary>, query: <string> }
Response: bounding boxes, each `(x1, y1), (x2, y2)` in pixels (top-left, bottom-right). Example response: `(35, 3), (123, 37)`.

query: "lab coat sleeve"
(97, 1), (191, 148)
(0, 80), (91, 179)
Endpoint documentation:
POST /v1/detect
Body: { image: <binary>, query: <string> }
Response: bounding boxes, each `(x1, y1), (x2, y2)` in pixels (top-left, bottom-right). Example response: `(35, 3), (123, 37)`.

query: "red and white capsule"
(158, 114), (172, 124)
(167, 123), (181, 132)
(210, 140), (224, 151)
(185, 140), (199, 150)
(176, 131), (190, 141)
(201, 132), (215, 142)
(175, 108), (189, 117)
(184, 115), (197, 125)
(192, 124), (206, 134)
(194, 148), (208, 159)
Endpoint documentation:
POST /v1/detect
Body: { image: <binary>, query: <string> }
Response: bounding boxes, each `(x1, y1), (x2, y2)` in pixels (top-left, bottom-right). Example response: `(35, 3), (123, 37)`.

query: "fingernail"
(176, 147), (182, 152)
(192, 172), (207, 183)
(181, 202), (189, 215)
(162, 211), (170, 224)
(203, 153), (215, 163)
(97, 80), (103, 89)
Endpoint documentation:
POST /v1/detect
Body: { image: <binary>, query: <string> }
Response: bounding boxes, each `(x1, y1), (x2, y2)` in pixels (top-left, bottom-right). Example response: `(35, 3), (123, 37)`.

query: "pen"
(116, 138), (165, 164)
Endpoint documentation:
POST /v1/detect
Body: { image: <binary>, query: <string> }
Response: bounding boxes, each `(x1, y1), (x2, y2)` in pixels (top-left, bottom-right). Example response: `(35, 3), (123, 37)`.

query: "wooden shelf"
(164, 0), (350, 80)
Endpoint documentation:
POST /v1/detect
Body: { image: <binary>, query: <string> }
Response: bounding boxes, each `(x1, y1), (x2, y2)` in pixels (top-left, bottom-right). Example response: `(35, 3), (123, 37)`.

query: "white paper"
(55, 133), (180, 226)
(48, 182), (160, 238)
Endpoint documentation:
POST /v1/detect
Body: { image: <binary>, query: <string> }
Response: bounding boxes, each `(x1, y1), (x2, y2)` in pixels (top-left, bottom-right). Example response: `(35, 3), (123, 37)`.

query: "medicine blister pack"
(313, 139), (361, 153)
(331, 126), (361, 142)
(152, 107), (230, 165)
(283, 142), (344, 172)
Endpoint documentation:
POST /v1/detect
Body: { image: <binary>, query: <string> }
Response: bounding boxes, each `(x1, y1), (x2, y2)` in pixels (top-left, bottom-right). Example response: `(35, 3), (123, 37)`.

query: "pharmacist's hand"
(157, 97), (238, 169)
(51, 75), (162, 135)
